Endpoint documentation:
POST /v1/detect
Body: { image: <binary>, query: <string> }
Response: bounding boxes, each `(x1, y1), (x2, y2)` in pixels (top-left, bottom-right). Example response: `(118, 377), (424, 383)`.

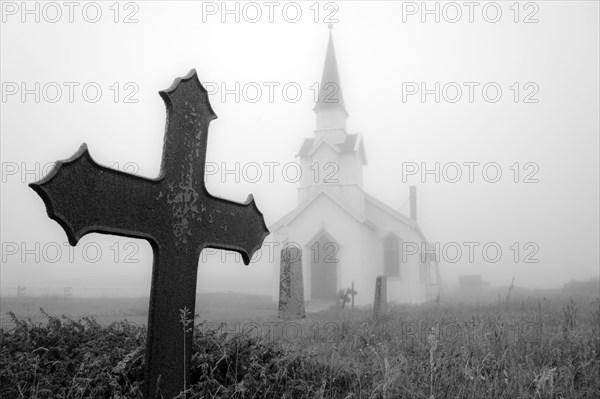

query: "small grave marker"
(373, 275), (387, 320)
(338, 282), (358, 309)
(30, 70), (269, 399)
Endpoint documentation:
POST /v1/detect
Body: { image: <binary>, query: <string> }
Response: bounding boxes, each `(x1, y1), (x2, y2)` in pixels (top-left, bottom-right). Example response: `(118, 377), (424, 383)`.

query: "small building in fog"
(270, 28), (441, 305)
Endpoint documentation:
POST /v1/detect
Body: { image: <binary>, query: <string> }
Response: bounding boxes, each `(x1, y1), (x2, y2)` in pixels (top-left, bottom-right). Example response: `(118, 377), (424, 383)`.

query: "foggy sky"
(1, 1), (599, 296)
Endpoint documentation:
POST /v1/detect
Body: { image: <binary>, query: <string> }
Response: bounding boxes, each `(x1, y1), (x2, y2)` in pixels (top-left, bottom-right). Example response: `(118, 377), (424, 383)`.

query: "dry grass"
(1, 293), (599, 398)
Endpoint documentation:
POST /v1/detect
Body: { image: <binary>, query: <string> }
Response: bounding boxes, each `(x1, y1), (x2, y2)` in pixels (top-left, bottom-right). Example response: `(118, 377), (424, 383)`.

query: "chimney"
(409, 186), (417, 221)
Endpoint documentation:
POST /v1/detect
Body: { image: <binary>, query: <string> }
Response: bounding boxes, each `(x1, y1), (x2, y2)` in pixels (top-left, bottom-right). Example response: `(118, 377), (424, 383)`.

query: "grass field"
(1, 290), (599, 398)
(0, 292), (279, 327)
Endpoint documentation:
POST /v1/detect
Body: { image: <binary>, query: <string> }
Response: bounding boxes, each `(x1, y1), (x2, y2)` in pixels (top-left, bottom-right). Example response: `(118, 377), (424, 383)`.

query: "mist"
(1, 1), (598, 299)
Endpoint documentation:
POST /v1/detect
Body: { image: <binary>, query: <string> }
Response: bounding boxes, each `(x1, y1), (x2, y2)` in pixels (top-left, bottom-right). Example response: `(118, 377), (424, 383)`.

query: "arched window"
(383, 235), (401, 278)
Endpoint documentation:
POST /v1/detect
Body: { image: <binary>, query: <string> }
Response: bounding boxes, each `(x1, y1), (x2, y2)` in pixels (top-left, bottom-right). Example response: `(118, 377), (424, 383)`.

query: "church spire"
(314, 24), (348, 117)
(314, 25), (348, 138)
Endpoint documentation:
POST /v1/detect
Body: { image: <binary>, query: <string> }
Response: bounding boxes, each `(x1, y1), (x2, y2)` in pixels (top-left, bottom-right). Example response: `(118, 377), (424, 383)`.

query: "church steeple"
(314, 25), (347, 116)
(296, 26), (367, 203)
(314, 25), (348, 140)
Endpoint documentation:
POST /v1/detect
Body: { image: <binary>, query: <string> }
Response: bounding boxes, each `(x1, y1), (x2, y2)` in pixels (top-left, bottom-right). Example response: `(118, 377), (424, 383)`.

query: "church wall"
(270, 232), (280, 302)
(357, 224), (379, 306)
(364, 202), (429, 304)
(297, 156), (312, 203)
(385, 228), (428, 304)
(298, 140), (346, 203)
(308, 144), (342, 197)
(339, 152), (363, 187)
(331, 221), (373, 306)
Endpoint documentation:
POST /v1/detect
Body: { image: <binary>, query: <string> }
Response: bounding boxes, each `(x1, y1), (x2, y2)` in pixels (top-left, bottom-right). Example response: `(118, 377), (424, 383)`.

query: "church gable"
(307, 138), (341, 162)
(270, 188), (365, 234)
(298, 134), (366, 165)
(296, 133), (367, 159)
(277, 191), (367, 265)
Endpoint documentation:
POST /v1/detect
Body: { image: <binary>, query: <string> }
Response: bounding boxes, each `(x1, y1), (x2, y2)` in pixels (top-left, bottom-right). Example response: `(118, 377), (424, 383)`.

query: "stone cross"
(29, 70), (269, 399)
(348, 281), (358, 308)
(373, 275), (387, 320)
(278, 244), (305, 319)
(337, 289), (349, 308)
(338, 281), (358, 309)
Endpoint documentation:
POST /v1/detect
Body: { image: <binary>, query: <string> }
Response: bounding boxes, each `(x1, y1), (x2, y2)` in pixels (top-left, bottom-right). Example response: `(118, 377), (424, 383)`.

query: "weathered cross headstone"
(278, 244), (305, 319)
(373, 275), (387, 320)
(29, 70), (269, 399)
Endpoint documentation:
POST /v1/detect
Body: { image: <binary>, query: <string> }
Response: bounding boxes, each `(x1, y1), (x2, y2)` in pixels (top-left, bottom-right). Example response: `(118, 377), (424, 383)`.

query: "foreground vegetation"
(1, 295), (599, 398)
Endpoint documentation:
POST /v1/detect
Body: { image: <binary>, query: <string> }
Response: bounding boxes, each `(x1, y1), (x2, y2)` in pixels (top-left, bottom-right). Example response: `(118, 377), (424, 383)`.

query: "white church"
(270, 28), (441, 306)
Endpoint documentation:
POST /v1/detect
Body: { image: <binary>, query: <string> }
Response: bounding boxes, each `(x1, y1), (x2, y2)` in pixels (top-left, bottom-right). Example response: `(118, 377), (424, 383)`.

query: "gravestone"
(278, 244), (305, 319)
(29, 70), (269, 399)
(373, 275), (387, 320)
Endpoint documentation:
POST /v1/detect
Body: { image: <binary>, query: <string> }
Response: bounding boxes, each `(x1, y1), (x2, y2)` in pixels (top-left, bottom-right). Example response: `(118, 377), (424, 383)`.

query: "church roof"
(364, 193), (416, 228)
(296, 134), (367, 164)
(313, 26), (348, 116)
(364, 193), (433, 248)
(338, 134), (358, 151)
(297, 138), (315, 156)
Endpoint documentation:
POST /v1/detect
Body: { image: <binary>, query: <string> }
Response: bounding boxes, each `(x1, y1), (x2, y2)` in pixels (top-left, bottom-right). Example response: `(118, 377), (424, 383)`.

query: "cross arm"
(199, 192), (269, 265)
(30, 144), (160, 245)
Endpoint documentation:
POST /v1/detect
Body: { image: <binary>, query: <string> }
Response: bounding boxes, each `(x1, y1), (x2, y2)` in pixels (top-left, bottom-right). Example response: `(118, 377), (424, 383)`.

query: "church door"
(310, 233), (338, 299)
